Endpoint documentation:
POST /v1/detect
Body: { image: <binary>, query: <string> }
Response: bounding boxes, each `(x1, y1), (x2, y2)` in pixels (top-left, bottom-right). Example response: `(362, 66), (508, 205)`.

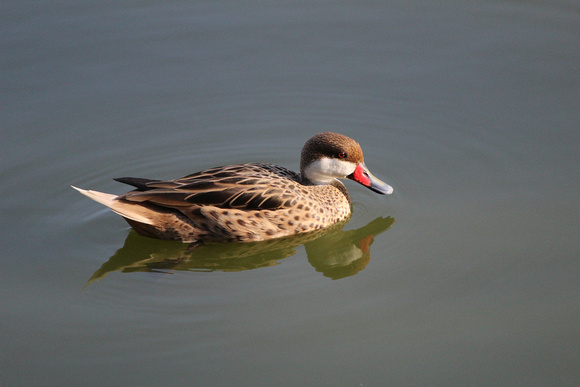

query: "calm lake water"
(2, 0), (579, 385)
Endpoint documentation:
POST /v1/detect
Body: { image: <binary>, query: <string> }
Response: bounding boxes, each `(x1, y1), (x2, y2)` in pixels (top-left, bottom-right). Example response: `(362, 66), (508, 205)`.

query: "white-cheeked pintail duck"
(73, 132), (393, 243)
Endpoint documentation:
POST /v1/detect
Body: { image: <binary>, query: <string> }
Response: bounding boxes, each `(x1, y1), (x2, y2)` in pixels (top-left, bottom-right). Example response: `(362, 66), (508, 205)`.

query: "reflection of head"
(305, 217), (394, 280)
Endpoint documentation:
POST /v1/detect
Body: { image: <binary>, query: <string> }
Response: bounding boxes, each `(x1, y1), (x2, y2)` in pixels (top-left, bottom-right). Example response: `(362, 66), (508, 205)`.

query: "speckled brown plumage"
(72, 132), (392, 243)
(114, 163), (351, 242)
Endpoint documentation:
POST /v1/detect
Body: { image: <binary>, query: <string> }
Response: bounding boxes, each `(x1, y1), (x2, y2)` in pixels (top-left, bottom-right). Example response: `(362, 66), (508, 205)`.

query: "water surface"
(1, 1), (578, 385)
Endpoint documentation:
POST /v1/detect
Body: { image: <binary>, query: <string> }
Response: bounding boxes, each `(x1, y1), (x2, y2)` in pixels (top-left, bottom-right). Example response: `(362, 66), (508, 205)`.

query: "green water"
(1, 1), (578, 385)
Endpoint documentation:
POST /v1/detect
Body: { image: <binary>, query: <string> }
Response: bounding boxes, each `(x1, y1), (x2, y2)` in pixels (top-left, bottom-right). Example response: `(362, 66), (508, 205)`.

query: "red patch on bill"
(353, 164), (371, 187)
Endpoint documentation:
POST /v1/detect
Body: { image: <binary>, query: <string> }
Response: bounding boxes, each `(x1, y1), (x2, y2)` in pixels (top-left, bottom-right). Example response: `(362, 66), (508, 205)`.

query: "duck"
(72, 132), (393, 243)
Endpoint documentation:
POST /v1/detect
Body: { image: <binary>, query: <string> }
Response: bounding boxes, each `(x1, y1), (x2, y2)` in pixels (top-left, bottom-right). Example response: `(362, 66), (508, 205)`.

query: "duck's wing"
(115, 163), (302, 211)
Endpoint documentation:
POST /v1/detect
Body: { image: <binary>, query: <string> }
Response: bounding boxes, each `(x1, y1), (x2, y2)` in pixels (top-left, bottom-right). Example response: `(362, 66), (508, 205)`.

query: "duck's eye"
(337, 152), (347, 159)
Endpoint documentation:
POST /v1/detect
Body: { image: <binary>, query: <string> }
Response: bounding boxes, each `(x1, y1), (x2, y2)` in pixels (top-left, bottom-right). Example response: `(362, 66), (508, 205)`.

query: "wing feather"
(117, 163), (301, 212)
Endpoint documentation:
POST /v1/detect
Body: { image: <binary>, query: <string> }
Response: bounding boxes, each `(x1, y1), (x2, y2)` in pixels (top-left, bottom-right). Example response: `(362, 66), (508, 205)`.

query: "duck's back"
(115, 163), (352, 242)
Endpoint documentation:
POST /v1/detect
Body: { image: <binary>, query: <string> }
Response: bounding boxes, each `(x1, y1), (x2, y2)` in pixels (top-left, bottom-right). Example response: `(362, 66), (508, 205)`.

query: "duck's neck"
(300, 158), (356, 185)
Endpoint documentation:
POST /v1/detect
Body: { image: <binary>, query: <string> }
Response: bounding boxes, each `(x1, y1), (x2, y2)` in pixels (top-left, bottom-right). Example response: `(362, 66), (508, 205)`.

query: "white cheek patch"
(304, 158), (357, 185)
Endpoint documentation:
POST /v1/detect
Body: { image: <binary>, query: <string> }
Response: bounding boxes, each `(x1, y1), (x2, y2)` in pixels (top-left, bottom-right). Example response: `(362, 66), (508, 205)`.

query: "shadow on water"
(87, 216), (394, 286)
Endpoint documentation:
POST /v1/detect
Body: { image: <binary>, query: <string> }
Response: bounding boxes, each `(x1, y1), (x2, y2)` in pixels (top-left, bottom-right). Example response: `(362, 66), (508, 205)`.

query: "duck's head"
(300, 132), (393, 195)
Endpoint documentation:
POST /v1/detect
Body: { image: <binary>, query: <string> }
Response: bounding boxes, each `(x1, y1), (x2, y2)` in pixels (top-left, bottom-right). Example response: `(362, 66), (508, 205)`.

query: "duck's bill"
(348, 163), (393, 195)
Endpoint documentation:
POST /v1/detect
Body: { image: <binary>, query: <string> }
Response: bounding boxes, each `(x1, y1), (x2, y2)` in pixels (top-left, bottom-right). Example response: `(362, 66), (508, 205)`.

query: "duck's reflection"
(87, 216), (394, 285)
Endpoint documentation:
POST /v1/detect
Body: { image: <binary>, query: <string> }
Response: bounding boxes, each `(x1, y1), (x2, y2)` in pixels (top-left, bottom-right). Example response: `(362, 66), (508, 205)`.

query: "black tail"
(114, 177), (160, 191)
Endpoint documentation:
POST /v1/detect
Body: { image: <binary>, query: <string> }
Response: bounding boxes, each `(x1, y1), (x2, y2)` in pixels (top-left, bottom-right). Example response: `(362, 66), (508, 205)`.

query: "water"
(2, 1), (579, 385)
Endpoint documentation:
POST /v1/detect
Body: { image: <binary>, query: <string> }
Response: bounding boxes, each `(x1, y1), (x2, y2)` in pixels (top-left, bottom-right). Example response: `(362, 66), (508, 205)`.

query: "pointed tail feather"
(71, 186), (154, 225)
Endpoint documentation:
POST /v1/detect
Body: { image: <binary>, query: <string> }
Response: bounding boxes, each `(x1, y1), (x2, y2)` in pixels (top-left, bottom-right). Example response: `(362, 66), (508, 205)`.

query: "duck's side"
(73, 163), (352, 243)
